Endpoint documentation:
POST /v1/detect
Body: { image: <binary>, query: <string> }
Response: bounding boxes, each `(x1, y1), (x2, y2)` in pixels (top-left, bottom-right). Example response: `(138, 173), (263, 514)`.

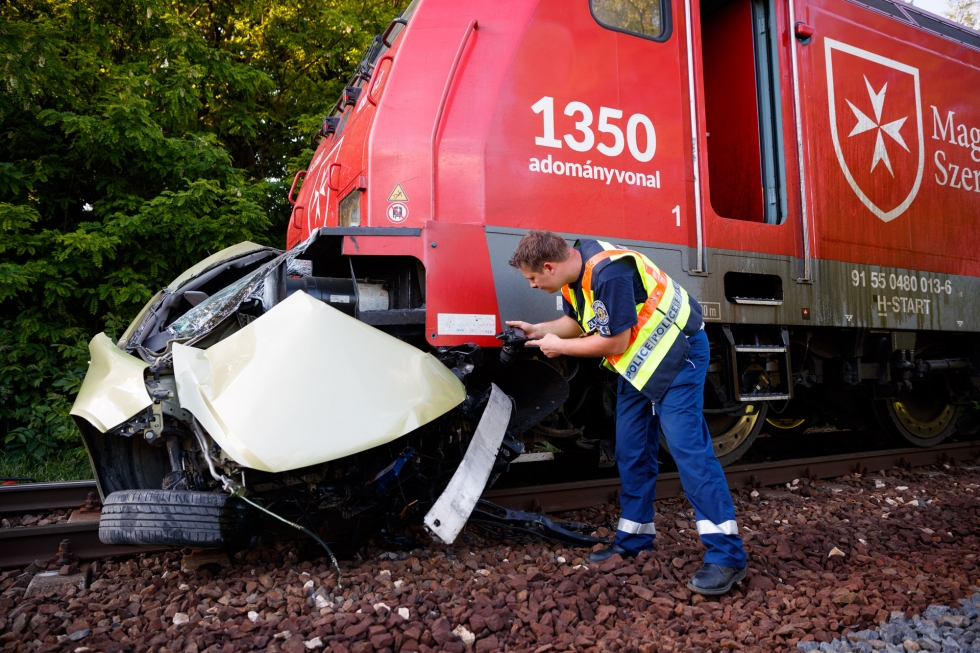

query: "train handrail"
(287, 169), (307, 206)
(430, 19), (478, 221)
(382, 17), (408, 49)
(683, 0), (705, 273)
(788, 0), (813, 282)
(367, 55), (394, 106)
(327, 162), (342, 192)
(290, 205), (305, 230)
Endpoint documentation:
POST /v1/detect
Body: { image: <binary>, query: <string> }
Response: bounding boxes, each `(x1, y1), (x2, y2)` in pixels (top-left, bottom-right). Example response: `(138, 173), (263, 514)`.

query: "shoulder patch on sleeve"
(592, 300), (609, 325)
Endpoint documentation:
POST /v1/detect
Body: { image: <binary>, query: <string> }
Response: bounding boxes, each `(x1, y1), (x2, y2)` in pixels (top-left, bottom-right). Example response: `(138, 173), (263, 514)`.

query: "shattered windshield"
(167, 250), (300, 341)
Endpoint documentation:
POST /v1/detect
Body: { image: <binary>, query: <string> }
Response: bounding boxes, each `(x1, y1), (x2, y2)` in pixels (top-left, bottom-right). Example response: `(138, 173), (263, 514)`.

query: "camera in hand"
(496, 326), (530, 364)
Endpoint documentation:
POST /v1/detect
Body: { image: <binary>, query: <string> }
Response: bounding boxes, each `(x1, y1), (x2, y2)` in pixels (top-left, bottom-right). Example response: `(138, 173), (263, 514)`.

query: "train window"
(338, 190), (362, 227)
(590, 0), (671, 41)
(699, 0), (787, 224)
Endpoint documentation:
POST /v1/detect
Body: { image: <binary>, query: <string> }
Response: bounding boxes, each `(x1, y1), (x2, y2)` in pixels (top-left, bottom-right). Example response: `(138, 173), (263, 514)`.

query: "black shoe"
(687, 563), (746, 596)
(587, 543), (634, 563)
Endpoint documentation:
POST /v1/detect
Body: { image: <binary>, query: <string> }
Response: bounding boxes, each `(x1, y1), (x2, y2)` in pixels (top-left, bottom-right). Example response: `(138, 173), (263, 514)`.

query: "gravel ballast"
(796, 596), (980, 652)
(1, 510), (72, 529)
(0, 462), (978, 652)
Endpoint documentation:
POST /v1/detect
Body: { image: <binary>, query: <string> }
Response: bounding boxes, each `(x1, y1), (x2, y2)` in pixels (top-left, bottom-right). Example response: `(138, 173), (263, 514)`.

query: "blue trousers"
(613, 329), (747, 568)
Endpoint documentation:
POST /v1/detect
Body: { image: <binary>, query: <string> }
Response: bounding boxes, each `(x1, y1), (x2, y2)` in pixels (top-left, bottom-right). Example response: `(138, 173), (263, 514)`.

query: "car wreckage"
(71, 234), (602, 553)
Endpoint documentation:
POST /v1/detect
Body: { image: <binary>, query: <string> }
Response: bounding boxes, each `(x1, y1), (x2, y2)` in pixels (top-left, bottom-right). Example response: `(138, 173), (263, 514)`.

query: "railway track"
(0, 480), (98, 513)
(485, 439), (980, 513)
(2, 440), (978, 569)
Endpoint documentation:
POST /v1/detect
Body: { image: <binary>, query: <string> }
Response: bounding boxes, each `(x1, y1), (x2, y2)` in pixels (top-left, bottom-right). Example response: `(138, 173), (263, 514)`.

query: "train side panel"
(802, 0), (980, 277)
(287, 0), (980, 338)
(793, 0), (980, 333)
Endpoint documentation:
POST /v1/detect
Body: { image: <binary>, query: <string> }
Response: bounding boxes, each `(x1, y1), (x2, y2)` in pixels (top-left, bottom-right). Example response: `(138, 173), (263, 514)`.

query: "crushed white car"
(70, 233), (594, 551)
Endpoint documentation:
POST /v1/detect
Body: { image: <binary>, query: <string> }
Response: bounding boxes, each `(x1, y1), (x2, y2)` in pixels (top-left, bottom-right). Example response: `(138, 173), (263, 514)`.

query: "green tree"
(0, 0), (407, 475)
(946, 0), (979, 29)
(902, 0), (979, 28)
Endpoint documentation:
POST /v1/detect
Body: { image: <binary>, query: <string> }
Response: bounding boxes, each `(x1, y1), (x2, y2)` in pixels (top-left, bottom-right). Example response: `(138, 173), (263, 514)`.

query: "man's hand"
(506, 316), (583, 340)
(532, 330), (632, 359)
(527, 333), (565, 358)
(505, 320), (545, 340)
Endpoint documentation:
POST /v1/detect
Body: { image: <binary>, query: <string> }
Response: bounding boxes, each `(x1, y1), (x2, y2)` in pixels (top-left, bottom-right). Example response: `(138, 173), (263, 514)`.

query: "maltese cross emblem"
(846, 77), (910, 176)
(825, 38), (924, 223)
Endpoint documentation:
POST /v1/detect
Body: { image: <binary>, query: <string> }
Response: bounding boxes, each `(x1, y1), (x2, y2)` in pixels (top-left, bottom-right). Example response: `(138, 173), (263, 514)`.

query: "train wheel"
(872, 385), (958, 447)
(661, 402), (768, 467)
(766, 417), (806, 431)
(763, 412), (814, 437)
(706, 402), (769, 466)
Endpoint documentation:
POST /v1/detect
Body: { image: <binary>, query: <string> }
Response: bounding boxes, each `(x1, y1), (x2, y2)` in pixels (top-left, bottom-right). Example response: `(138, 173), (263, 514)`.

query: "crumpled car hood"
(171, 291), (466, 473)
(70, 333), (151, 432)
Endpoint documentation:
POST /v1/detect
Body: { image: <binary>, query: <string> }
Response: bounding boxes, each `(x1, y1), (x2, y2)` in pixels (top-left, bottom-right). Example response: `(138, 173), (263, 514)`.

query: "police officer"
(506, 231), (747, 595)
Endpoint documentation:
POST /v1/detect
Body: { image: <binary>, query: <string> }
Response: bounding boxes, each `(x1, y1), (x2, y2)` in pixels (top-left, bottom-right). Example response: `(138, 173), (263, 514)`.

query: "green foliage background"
(0, 0), (408, 478)
(946, 0), (980, 30)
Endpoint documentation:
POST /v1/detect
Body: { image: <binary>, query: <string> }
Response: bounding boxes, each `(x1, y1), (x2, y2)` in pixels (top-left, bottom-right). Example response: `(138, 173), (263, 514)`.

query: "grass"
(0, 446), (93, 483)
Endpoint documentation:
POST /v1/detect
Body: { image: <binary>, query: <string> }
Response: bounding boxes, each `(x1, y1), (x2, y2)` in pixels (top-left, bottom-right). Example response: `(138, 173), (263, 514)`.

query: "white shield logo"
(825, 38), (924, 223)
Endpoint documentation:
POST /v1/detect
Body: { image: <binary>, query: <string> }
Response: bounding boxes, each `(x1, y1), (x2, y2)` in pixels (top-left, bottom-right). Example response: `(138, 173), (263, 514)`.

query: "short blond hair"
(508, 231), (570, 272)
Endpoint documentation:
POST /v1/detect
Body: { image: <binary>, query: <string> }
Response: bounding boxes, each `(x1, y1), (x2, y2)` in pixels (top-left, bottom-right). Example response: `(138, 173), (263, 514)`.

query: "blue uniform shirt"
(562, 248), (647, 337)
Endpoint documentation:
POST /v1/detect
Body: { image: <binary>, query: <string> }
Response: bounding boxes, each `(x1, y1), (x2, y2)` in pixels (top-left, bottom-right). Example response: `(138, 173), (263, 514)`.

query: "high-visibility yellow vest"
(561, 240), (703, 402)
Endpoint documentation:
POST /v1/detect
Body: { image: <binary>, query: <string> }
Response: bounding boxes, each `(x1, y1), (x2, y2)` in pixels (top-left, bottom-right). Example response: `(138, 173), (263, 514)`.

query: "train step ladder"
(721, 325), (792, 401)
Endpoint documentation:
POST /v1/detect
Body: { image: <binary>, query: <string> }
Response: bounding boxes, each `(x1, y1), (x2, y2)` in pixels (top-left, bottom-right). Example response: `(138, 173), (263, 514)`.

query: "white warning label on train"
(699, 302), (721, 321)
(437, 313), (496, 336)
(873, 295), (931, 315)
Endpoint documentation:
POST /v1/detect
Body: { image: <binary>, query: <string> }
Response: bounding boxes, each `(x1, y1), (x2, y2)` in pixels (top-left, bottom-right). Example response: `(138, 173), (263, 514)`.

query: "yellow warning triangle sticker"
(387, 183), (409, 202)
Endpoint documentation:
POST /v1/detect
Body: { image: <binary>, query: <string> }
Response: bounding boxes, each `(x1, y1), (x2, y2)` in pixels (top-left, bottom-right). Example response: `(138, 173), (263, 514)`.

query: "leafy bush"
(1, 0), (407, 475)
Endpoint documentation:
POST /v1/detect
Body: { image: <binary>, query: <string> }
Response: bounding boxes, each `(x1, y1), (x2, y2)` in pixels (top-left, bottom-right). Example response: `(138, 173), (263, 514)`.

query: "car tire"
(99, 489), (257, 548)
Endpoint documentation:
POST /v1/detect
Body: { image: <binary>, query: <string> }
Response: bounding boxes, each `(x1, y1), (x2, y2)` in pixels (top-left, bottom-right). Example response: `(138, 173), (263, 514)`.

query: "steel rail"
(484, 440), (980, 513)
(1, 441), (977, 569)
(0, 522), (171, 570)
(0, 480), (97, 514)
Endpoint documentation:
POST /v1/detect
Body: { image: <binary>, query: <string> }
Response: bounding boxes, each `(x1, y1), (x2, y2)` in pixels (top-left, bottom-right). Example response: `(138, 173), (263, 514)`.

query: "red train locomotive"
(282, 0), (980, 463)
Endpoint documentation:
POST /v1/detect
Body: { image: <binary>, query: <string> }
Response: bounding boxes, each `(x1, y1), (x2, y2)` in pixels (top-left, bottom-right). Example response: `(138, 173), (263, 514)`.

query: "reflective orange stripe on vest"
(579, 249), (669, 366)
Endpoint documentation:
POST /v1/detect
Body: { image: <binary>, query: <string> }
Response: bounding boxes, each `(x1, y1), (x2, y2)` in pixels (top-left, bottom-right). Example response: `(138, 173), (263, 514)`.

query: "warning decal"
(386, 202), (408, 223)
(437, 313), (496, 336)
(387, 183), (409, 202)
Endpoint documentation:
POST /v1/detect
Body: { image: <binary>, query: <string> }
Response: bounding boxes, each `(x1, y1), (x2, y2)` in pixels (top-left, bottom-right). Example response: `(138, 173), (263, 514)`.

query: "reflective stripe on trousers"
(612, 330), (747, 567)
(696, 519), (739, 536)
(617, 518), (656, 535)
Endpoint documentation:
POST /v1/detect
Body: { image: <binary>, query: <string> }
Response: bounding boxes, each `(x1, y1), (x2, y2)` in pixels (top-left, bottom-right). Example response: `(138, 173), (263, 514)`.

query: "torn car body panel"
(424, 383), (511, 544)
(171, 291), (466, 473)
(117, 290), (162, 350)
(70, 333), (151, 432)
